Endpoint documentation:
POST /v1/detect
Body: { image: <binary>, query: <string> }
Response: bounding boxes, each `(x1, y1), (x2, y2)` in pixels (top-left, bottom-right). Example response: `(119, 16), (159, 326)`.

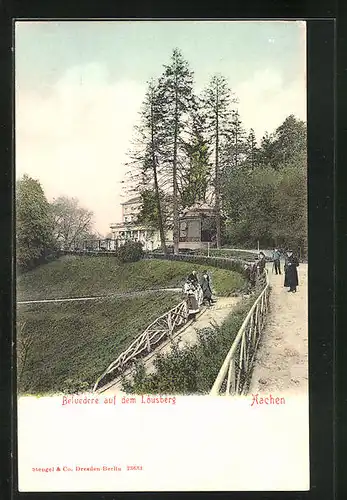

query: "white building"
(109, 196), (173, 251)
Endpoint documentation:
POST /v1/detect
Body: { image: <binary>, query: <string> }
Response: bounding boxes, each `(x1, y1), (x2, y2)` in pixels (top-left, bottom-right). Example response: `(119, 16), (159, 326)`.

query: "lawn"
(17, 256), (246, 301)
(17, 292), (178, 395)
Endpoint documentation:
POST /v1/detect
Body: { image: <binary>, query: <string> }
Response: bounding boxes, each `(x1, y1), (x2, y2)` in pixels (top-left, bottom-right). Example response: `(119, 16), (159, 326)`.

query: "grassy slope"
(17, 257), (246, 395)
(17, 256), (246, 301)
(17, 292), (177, 394)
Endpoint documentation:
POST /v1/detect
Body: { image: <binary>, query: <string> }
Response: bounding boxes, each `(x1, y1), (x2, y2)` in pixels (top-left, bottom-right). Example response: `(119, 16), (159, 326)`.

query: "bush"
(117, 240), (144, 263)
(121, 296), (255, 395)
(145, 253), (248, 279)
(61, 378), (90, 394)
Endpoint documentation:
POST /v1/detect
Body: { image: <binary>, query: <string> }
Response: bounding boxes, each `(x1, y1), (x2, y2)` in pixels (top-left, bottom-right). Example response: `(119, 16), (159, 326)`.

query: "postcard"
(15, 19), (309, 492)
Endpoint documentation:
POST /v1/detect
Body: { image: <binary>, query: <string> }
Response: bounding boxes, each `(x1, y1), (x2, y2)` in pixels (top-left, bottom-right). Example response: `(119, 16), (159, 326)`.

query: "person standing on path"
(183, 277), (200, 321)
(188, 270), (199, 286)
(284, 250), (299, 292)
(257, 251), (266, 275)
(272, 248), (282, 275)
(200, 270), (214, 306)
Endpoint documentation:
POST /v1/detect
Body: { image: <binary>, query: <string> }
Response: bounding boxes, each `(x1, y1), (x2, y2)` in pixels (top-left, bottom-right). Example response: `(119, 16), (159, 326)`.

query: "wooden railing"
(92, 253), (270, 394)
(93, 299), (191, 392)
(209, 269), (270, 396)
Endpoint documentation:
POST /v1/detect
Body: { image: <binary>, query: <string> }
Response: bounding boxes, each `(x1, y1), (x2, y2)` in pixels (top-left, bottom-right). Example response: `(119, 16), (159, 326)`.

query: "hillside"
(17, 292), (178, 395)
(17, 256), (246, 395)
(17, 255), (246, 301)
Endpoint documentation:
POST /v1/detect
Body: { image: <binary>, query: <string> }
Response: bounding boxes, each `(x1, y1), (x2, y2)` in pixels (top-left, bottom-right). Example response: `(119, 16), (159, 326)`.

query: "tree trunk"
(151, 101), (167, 255)
(215, 98), (221, 249)
(152, 155), (167, 254)
(172, 81), (179, 255)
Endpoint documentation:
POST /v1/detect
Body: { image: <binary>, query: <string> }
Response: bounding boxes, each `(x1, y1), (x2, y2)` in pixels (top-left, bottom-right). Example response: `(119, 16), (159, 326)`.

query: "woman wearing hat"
(284, 250), (299, 292)
(183, 276), (200, 321)
(257, 251), (266, 274)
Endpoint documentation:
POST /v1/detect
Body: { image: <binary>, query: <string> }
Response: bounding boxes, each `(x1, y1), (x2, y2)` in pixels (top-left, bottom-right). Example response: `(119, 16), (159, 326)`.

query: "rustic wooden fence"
(209, 269), (270, 396)
(93, 299), (191, 392)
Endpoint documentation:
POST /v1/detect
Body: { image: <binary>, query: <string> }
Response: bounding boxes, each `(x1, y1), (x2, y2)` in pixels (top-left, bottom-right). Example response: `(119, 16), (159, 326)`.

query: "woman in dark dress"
(284, 251), (299, 292)
(200, 270), (213, 306)
(257, 251), (266, 274)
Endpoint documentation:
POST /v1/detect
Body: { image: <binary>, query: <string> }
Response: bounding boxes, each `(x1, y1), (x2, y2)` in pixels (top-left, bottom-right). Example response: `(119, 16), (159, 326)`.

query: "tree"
(222, 164), (307, 252)
(16, 174), (54, 270)
(226, 110), (247, 170)
(245, 128), (258, 170)
(179, 104), (211, 208)
(158, 48), (195, 254)
(125, 79), (169, 253)
(202, 74), (237, 248)
(136, 188), (172, 230)
(50, 196), (94, 250)
(272, 114), (307, 168)
(258, 115), (307, 169)
(258, 131), (276, 167)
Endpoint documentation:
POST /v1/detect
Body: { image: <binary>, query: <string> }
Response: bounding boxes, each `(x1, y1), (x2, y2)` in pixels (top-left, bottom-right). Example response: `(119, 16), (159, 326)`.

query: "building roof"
(181, 202), (215, 217)
(121, 196), (141, 205)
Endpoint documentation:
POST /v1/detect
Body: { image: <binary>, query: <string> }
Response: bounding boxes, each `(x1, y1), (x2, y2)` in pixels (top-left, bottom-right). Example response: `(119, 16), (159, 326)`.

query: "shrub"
(145, 253), (248, 279)
(117, 240), (144, 263)
(61, 378), (90, 394)
(121, 296), (255, 395)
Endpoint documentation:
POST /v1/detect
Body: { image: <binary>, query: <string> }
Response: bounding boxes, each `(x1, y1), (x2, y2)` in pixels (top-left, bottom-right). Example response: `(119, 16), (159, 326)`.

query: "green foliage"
(222, 164), (307, 253)
(244, 128), (258, 170)
(180, 106), (212, 208)
(61, 379), (90, 394)
(122, 297), (254, 395)
(117, 240), (144, 263)
(16, 174), (54, 271)
(224, 110), (247, 170)
(258, 115), (307, 169)
(136, 189), (171, 230)
(195, 248), (258, 262)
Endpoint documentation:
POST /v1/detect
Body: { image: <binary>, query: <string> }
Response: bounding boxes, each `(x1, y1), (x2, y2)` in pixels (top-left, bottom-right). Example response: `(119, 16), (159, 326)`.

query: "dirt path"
(100, 296), (241, 395)
(249, 262), (308, 396)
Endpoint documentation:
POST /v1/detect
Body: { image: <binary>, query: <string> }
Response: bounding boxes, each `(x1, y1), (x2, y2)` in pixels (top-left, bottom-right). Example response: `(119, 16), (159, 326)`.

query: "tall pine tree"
(158, 48), (195, 254)
(202, 74), (236, 248)
(227, 110), (247, 169)
(245, 128), (258, 169)
(125, 79), (168, 253)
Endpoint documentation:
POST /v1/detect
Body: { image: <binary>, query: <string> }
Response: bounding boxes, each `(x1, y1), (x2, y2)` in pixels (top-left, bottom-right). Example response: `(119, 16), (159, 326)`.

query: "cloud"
(234, 68), (306, 141)
(16, 62), (145, 233)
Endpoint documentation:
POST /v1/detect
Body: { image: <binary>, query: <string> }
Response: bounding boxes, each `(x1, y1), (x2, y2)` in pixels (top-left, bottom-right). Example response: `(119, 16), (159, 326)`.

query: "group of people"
(245, 248), (300, 293)
(183, 270), (215, 321)
(244, 251), (267, 288)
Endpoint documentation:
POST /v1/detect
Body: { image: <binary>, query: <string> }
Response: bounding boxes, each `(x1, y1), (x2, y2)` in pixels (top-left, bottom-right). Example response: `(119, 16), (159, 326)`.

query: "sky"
(15, 20), (306, 235)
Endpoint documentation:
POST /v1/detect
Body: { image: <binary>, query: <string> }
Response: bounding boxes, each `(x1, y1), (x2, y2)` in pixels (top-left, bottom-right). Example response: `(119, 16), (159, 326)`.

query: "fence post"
(167, 312), (173, 338)
(146, 332), (151, 353)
